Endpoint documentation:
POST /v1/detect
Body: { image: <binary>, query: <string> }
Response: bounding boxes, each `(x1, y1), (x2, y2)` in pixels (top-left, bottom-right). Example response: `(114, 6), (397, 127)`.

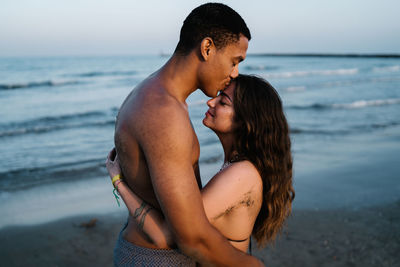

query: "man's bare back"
(114, 74), (201, 248)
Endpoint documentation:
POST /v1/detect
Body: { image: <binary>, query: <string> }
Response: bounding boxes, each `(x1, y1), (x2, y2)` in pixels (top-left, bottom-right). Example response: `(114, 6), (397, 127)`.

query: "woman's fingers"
(105, 147), (122, 179)
(110, 148), (116, 161)
(106, 148), (117, 163)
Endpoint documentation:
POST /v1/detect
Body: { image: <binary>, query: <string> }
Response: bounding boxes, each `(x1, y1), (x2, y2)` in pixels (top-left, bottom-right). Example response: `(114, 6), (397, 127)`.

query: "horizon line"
(247, 53), (400, 58)
(1, 52), (400, 58)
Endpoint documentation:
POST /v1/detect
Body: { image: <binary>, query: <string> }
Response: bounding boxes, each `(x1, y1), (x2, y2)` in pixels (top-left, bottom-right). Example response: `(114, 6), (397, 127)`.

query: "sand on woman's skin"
(0, 201), (399, 267)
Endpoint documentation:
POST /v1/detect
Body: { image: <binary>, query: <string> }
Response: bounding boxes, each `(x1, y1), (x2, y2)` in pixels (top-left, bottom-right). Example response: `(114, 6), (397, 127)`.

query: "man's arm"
(137, 102), (263, 266)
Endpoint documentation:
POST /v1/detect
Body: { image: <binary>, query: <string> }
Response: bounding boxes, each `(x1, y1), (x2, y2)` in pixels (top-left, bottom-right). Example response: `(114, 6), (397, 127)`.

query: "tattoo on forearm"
(132, 201), (154, 232)
(133, 201), (147, 219)
(138, 206), (153, 230)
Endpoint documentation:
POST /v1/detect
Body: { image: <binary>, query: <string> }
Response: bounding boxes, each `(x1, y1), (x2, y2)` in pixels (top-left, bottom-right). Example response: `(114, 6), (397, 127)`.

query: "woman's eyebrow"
(220, 91), (232, 103)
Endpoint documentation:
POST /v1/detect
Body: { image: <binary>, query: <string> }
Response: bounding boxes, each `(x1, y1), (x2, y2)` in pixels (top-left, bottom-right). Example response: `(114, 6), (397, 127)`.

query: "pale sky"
(1, 0), (399, 56)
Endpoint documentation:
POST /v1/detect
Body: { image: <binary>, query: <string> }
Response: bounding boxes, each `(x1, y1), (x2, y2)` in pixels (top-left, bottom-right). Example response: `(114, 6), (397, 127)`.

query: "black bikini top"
(227, 237), (248, 242)
(227, 236), (252, 255)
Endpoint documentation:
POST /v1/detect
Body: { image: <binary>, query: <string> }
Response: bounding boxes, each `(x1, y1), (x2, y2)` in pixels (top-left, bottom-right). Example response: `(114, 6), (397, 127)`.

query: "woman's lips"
(205, 110), (214, 117)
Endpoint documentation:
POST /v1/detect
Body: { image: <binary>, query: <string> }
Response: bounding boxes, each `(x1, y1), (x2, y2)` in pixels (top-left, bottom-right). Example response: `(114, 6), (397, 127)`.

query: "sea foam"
(332, 98), (400, 109)
(264, 68), (359, 78)
(0, 80), (81, 90)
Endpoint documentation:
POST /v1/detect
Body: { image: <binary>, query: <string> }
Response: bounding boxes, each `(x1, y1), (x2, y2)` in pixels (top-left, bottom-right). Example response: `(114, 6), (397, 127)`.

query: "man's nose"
(230, 64), (239, 79)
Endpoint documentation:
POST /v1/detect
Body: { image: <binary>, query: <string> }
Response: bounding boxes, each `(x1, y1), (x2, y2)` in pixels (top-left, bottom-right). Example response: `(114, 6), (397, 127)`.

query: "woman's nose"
(207, 97), (216, 107)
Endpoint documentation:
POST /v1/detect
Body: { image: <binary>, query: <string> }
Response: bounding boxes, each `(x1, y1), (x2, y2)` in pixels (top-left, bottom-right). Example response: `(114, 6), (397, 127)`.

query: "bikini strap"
(227, 236), (252, 255)
(227, 237), (249, 242)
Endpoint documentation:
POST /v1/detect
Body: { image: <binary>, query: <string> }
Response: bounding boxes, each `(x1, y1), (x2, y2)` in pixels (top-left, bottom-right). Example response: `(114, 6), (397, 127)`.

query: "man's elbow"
(173, 230), (207, 256)
(172, 228), (264, 266)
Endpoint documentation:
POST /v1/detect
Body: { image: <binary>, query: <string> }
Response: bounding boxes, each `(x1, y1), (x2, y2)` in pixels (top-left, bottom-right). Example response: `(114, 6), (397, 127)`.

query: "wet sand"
(0, 201), (398, 266)
(254, 201), (400, 267)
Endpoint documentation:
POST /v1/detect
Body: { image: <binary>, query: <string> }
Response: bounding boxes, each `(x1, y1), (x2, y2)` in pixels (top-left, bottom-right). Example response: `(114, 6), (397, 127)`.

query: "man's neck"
(158, 53), (199, 103)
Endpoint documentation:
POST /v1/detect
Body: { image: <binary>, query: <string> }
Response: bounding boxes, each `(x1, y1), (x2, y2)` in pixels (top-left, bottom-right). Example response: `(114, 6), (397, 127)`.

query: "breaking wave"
(244, 65), (279, 71)
(0, 110), (116, 138)
(373, 65), (400, 73)
(263, 68), (359, 79)
(288, 98), (400, 110)
(0, 80), (81, 90)
(72, 70), (137, 77)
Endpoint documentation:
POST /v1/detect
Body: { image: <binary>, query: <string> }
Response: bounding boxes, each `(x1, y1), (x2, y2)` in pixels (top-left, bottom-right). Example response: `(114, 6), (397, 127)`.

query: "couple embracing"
(105, 3), (294, 266)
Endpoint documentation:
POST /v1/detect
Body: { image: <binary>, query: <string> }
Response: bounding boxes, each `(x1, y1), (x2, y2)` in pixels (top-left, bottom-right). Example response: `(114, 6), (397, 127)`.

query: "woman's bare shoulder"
(203, 160), (262, 203)
(222, 160), (262, 189)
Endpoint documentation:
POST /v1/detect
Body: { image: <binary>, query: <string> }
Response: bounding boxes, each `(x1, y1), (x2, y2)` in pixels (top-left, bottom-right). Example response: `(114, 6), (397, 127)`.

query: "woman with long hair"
(106, 74), (294, 252)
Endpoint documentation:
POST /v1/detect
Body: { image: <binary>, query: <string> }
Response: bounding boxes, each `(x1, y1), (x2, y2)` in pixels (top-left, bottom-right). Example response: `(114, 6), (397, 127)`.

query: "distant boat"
(159, 50), (170, 57)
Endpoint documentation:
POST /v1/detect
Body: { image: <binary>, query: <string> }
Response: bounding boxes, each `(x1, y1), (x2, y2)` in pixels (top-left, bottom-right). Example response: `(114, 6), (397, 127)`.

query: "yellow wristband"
(112, 174), (121, 185)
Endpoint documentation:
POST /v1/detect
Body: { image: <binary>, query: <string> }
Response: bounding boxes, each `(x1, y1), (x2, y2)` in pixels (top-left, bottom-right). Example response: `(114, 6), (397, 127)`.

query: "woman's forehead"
(223, 81), (236, 97)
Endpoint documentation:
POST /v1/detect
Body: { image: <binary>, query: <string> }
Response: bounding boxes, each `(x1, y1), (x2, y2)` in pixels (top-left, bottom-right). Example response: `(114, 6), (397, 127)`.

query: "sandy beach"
(1, 200), (398, 267)
(254, 201), (400, 267)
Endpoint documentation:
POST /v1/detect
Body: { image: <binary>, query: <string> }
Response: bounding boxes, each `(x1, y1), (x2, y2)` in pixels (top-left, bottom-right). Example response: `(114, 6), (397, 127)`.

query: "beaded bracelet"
(112, 174), (121, 187)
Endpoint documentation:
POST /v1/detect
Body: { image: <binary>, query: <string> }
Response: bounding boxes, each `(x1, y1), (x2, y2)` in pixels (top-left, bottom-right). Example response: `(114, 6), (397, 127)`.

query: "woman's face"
(203, 82), (236, 134)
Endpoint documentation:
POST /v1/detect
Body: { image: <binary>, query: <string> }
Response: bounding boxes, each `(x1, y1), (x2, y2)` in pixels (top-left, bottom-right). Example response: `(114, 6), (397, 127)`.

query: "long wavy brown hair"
(232, 74), (294, 247)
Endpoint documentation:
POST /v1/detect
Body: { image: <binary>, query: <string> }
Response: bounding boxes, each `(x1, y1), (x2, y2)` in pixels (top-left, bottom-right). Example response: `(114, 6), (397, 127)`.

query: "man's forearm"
(174, 221), (264, 266)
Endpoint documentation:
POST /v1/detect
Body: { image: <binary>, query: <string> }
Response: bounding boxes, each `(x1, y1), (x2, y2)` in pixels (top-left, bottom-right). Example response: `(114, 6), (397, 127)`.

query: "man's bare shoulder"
(119, 76), (190, 130)
(128, 85), (193, 153)
(138, 92), (189, 131)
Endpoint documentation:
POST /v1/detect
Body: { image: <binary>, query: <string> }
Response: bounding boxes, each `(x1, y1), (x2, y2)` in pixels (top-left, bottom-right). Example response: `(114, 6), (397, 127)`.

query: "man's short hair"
(175, 3), (251, 55)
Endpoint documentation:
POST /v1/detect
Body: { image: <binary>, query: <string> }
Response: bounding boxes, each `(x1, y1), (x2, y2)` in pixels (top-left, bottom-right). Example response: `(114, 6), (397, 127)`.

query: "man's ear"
(200, 37), (215, 61)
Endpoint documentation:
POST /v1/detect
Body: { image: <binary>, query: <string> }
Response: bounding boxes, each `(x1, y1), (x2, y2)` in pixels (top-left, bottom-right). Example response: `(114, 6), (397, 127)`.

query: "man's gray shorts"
(114, 224), (196, 266)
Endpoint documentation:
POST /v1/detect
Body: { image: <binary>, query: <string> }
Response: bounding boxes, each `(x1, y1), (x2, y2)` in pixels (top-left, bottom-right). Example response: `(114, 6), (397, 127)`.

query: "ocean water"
(0, 55), (399, 228)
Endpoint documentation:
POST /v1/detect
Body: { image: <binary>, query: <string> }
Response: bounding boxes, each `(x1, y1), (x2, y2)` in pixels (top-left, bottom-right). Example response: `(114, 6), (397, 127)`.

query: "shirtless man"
(113, 3), (263, 266)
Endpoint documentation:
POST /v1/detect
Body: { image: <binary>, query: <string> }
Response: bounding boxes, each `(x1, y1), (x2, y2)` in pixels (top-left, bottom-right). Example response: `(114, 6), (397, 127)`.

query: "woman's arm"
(116, 181), (173, 247)
(106, 149), (173, 248)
